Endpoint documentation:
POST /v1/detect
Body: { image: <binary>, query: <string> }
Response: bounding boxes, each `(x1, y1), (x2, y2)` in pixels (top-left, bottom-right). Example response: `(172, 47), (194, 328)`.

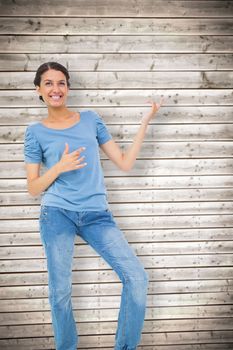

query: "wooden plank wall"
(0, 0), (233, 349)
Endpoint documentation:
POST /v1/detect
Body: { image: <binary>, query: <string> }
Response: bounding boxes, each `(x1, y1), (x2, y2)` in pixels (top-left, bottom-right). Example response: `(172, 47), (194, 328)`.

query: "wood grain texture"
(0, 1), (232, 17)
(1, 71), (233, 89)
(0, 18), (233, 35)
(0, 0), (232, 348)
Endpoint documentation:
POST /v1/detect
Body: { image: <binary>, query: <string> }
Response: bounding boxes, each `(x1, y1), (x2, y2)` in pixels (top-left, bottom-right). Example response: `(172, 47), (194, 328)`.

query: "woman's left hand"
(141, 98), (165, 125)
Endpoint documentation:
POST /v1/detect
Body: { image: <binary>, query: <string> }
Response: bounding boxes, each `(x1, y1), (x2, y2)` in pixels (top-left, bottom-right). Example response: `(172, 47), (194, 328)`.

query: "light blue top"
(24, 110), (113, 211)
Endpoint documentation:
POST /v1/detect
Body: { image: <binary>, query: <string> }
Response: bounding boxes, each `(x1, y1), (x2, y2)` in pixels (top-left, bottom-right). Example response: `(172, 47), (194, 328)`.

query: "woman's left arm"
(100, 98), (164, 172)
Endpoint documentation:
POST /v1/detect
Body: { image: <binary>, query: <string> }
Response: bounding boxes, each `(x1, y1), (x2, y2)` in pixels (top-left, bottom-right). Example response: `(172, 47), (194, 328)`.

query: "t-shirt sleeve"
(24, 126), (43, 164)
(94, 111), (113, 146)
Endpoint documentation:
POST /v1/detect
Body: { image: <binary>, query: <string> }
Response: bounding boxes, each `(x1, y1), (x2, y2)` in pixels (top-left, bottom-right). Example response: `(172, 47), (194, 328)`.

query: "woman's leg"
(80, 209), (149, 350)
(39, 205), (78, 350)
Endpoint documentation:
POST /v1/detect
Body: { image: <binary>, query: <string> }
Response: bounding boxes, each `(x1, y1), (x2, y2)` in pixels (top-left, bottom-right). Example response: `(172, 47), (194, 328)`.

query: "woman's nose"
(51, 86), (62, 93)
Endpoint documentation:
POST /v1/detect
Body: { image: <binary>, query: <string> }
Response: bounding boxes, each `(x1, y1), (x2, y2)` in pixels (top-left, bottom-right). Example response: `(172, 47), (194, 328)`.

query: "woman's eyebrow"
(44, 79), (66, 82)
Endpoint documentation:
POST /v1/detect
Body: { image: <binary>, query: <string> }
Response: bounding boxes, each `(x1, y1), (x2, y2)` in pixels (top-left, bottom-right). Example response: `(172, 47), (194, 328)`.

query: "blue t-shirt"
(24, 110), (113, 211)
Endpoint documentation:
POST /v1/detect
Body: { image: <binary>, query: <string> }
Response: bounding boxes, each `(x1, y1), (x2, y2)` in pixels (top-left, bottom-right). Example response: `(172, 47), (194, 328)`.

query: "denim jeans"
(39, 205), (149, 350)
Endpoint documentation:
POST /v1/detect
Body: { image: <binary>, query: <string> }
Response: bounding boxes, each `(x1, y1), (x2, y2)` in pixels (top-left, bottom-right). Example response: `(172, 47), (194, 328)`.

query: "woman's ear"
(35, 85), (41, 97)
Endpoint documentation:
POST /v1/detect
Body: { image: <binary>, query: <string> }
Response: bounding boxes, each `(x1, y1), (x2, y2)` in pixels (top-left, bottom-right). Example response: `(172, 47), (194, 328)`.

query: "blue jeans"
(39, 205), (149, 350)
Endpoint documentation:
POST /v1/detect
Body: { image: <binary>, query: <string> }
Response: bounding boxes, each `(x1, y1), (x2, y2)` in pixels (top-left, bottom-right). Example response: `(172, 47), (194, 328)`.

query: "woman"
(24, 61), (163, 350)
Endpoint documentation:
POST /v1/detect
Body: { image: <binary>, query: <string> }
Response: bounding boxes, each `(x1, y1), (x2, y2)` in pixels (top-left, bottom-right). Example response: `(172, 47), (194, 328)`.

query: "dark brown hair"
(33, 62), (71, 102)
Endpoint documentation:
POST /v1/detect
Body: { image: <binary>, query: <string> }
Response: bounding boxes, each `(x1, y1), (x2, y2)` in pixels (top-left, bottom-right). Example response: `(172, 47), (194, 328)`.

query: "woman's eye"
(44, 82), (65, 86)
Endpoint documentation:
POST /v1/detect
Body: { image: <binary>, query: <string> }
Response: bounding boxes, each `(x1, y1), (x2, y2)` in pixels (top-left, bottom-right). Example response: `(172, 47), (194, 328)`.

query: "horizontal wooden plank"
(1, 267), (232, 284)
(0, 46), (233, 71)
(1, 305), (233, 329)
(0, 1), (232, 17)
(102, 343), (232, 350)
(8, 124), (233, 143)
(2, 141), (233, 162)
(4, 124), (233, 143)
(1, 318), (233, 339)
(102, 159), (233, 176)
(1, 228), (233, 247)
(1, 175), (233, 193)
(1, 107), (233, 125)
(0, 292), (232, 312)
(2, 71), (233, 89)
(1, 214), (233, 232)
(1, 306), (233, 326)
(1, 201), (233, 220)
(96, 346), (233, 350)
(1, 255), (233, 274)
(0, 17), (233, 35)
(1, 241), (233, 260)
(0, 321), (229, 343)
(3, 199), (233, 219)
(0, 331), (233, 350)
(0, 52), (233, 71)
(1, 279), (232, 300)
(2, 159), (233, 178)
(11, 196), (190, 218)
(0, 89), (232, 107)
(1, 187), (233, 206)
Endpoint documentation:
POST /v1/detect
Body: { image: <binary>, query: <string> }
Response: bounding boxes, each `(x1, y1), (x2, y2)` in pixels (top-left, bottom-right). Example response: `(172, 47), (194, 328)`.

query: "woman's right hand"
(56, 143), (87, 174)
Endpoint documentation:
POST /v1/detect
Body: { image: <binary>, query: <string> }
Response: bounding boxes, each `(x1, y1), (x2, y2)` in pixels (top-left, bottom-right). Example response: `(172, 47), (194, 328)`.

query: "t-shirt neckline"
(39, 111), (83, 131)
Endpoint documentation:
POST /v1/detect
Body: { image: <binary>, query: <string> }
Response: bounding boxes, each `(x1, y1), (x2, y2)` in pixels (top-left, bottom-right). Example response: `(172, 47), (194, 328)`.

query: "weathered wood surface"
(1, 279), (233, 299)
(0, 0), (232, 348)
(1, 318), (233, 337)
(1, 141), (233, 161)
(1, 89), (233, 107)
(0, 175), (233, 192)
(1, 304), (233, 323)
(0, 1), (232, 17)
(2, 124), (233, 142)
(1, 227), (233, 244)
(1, 254), (233, 272)
(1, 106), (233, 124)
(1, 200), (233, 217)
(0, 18), (233, 35)
(5, 54), (233, 73)
(2, 158), (233, 178)
(1, 71), (233, 89)
(0, 331), (233, 350)
(1, 267), (233, 284)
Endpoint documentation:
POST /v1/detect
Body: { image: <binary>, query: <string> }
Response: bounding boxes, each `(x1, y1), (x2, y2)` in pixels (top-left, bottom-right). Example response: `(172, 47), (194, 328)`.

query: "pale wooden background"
(0, 0), (233, 349)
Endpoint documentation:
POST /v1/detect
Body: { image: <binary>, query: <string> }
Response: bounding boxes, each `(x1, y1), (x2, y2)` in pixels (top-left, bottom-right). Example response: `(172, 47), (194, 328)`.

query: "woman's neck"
(47, 106), (73, 122)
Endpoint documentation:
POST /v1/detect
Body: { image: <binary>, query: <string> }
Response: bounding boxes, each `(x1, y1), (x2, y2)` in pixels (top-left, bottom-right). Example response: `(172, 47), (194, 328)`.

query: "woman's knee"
(127, 268), (149, 306)
(48, 284), (72, 305)
(123, 259), (149, 285)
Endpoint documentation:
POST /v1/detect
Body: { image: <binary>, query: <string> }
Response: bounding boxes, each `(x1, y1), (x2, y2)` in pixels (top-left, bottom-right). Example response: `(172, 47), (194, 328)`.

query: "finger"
(63, 142), (69, 154)
(70, 146), (86, 156)
(76, 155), (85, 163)
(75, 162), (87, 168)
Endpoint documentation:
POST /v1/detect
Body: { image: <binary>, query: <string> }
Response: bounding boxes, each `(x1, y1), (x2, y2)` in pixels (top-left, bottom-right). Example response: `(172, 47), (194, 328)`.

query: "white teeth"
(50, 96), (61, 100)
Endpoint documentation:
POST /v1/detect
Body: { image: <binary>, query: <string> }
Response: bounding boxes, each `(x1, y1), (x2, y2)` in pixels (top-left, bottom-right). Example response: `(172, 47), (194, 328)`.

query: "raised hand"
(141, 98), (165, 125)
(56, 143), (87, 174)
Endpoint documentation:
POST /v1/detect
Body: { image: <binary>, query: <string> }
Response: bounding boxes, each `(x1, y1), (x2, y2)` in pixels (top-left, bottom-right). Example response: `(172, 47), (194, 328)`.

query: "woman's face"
(36, 69), (69, 107)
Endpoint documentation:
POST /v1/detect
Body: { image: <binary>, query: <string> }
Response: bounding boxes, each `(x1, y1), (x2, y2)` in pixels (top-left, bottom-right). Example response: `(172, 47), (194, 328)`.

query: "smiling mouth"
(50, 95), (63, 101)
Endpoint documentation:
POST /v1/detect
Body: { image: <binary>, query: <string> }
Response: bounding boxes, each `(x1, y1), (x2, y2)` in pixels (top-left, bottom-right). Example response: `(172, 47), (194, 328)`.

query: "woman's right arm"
(25, 144), (87, 197)
(26, 162), (61, 197)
